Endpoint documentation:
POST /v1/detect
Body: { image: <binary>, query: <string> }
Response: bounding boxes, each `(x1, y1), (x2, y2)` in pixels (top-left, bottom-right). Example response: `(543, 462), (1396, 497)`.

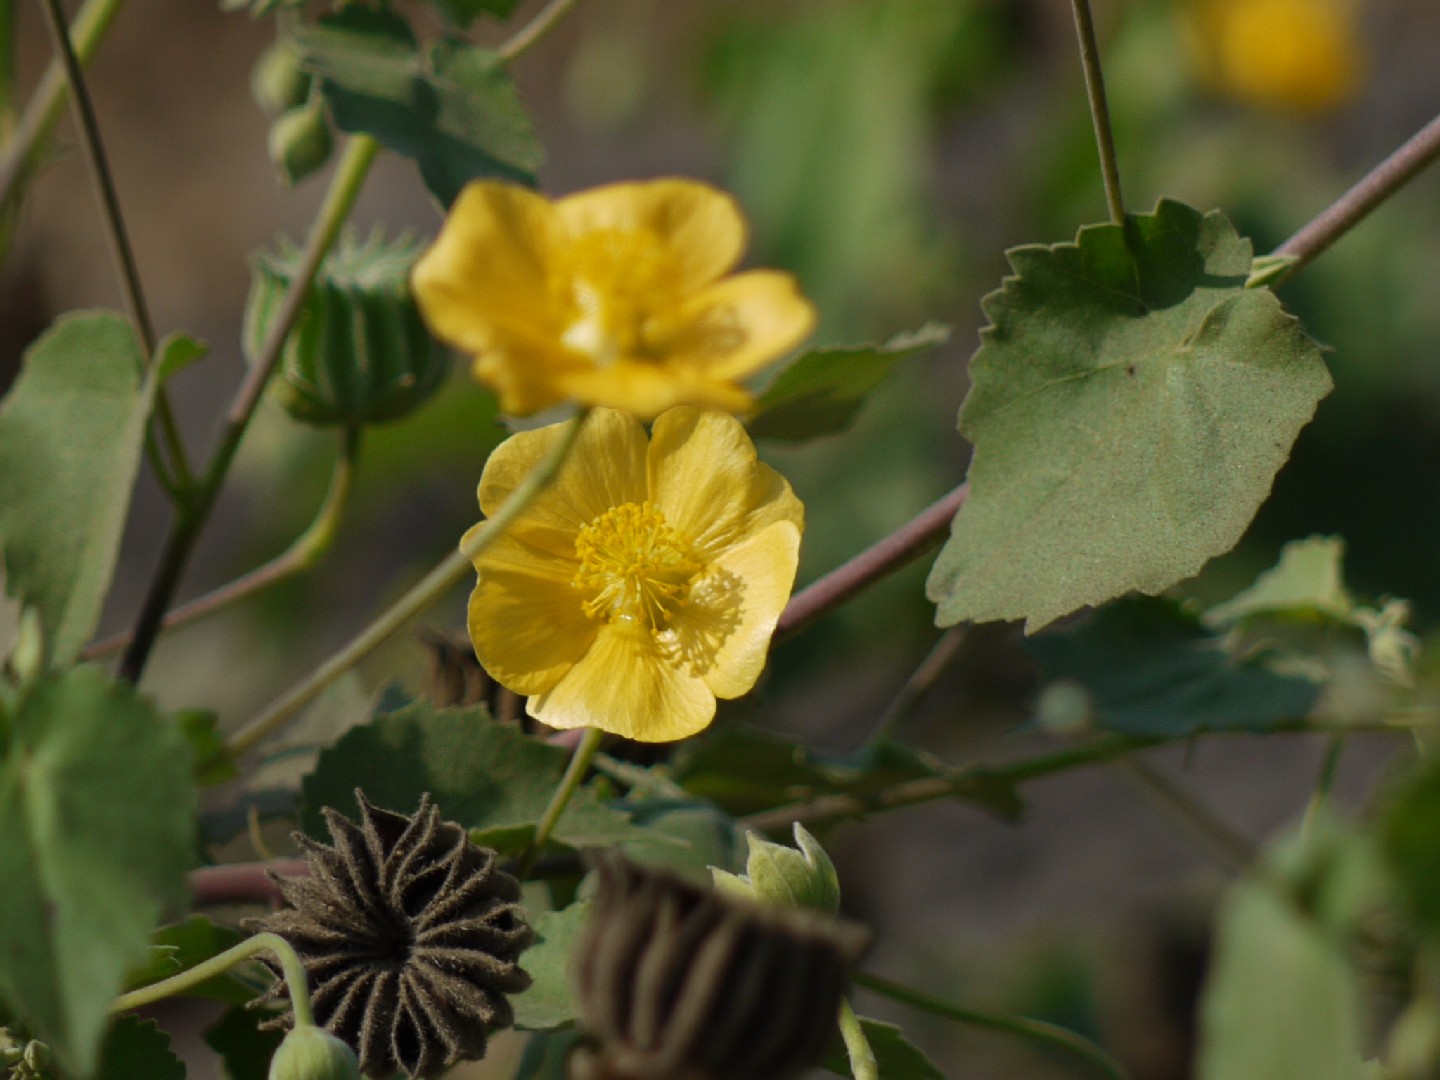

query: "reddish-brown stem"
(774, 483), (967, 642)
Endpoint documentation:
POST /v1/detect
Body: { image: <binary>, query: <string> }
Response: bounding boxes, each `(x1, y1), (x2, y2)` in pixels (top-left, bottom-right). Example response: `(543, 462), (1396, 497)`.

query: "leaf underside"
(927, 199), (1332, 632)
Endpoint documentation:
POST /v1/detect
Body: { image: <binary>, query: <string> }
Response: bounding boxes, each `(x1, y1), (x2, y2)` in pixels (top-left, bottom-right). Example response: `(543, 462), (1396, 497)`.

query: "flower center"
(573, 502), (700, 631)
(556, 228), (674, 366)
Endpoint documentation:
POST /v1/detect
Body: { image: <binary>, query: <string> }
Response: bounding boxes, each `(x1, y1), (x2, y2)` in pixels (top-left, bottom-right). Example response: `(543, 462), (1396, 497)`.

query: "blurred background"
(4, 0), (1440, 1075)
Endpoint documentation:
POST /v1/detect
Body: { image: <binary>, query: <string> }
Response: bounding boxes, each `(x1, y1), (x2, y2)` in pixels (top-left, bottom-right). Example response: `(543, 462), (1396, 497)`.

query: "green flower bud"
(268, 1026), (361, 1080)
(245, 231), (452, 427)
(267, 102), (333, 187)
(741, 823), (842, 915)
(251, 38), (312, 117)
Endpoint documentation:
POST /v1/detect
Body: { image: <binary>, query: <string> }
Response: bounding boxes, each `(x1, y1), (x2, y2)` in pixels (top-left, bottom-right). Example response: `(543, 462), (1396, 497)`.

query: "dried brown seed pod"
(569, 853), (871, 1080)
(246, 791), (533, 1080)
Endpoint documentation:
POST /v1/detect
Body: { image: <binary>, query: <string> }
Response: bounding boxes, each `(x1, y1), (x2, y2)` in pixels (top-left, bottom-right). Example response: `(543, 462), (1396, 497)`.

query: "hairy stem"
(775, 483), (966, 642)
(497, 0), (582, 62)
(84, 425), (361, 659)
(114, 931), (314, 1028)
(225, 408), (591, 756)
(119, 135), (379, 683)
(1068, 0), (1125, 224)
(838, 998), (879, 1080)
(855, 970), (1131, 1080)
(1273, 112), (1440, 283)
(741, 733), (1145, 834)
(519, 725), (604, 877)
(36, 0), (192, 495)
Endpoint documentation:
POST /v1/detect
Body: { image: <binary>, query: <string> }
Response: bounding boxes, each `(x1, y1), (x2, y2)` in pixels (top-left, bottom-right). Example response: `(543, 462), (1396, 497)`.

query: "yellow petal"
(665, 520), (800, 699)
(554, 361), (754, 421)
(529, 624), (715, 742)
(467, 562), (596, 696)
(647, 407), (804, 561)
(476, 409), (648, 551)
(646, 270), (815, 382)
(412, 182), (564, 354)
(556, 179), (746, 293)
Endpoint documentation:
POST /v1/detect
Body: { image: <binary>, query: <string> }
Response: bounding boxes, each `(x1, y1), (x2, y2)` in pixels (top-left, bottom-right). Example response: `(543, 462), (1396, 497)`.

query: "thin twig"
(118, 135), (380, 683)
(1300, 735), (1343, 843)
(517, 725), (604, 877)
(0, 0), (125, 213)
(870, 625), (967, 741)
(775, 483), (966, 642)
(497, 0), (582, 62)
(740, 733), (1145, 834)
(224, 408), (591, 757)
(855, 970), (1131, 1080)
(1069, 0), (1125, 224)
(36, 0), (193, 493)
(1272, 112), (1440, 283)
(83, 425), (361, 659)
(1113, 756), (1255, 874)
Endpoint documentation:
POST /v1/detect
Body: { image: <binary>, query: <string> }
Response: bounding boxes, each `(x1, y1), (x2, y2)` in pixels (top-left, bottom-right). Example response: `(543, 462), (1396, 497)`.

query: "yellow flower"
(412, 178), (816, 419)
(464, 406), (803, 742)
(1184, 0), (1364, 112)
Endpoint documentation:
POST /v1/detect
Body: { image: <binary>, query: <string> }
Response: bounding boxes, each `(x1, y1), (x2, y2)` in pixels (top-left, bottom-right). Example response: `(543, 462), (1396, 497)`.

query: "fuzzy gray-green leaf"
(927, 200), (1331, 632)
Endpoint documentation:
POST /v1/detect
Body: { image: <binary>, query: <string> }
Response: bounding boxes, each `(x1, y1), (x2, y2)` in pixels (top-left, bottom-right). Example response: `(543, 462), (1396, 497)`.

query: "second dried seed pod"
(570, 854), (871, 1080)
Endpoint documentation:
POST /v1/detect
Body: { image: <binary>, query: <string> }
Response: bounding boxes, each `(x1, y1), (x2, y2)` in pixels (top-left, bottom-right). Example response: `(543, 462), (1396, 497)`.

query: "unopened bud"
(268, 1026), (361, 1080)
(267, 102), (333, 187)
(251, 38), (312, 117)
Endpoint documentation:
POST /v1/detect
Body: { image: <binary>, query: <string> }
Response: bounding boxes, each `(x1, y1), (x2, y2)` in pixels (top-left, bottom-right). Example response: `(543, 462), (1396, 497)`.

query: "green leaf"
(174, 709), (238, 786)
(429, 0), (522, 28)
(0, 564), (22, 668)
(1207, 536), (1353, 625)
(297, 9), (542, 206)
(747, 323), (951, 442)
(154, 331), (209, 383)
(204, 1005), (285, 1080)
(300, 703), (658, 854)
(619, 797), (747, 877)
(1382, 761), (1440, 933)
(0, 312), (163, 665)
(513, 1031), (582, 1080)
(926, 200), (1331, 632)
(1024, 596), (1321, 737)
(97, 1015), (186, 1080)
(124, 918), (261, 1006)
(0, 668), (196, 1076)
(670, 724), (1021, 821)
(512, 901), (588, 1031)
(823, 1017), (947, 1080)
(1197, 881), (1364, 1080)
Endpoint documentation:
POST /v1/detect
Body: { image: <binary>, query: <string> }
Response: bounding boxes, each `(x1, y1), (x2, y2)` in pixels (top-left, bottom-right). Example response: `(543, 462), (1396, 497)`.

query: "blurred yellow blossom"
(412, 179), (815, 418)
(464, 406), (803, 742)
(1184, 0), (1364, 112)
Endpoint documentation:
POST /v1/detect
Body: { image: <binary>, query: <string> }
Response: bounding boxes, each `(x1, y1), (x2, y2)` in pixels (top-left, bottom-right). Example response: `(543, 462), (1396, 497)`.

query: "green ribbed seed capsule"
(245, 231), (452, 427)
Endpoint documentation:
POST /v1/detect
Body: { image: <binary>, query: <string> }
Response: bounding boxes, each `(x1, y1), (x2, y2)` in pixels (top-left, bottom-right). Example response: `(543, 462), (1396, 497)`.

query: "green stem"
(1113, 756), (1255, 874)
(113, 932), (314, 1028)
(118, 135), (379, 683)
(35, 0), (193, 497)
(741, 733), (1146, 835)
(1300, 735), (1343, 843)
(1068, 0), (1125, 224)
(837, 997), (878, 1080)
(519, 725), (604, 877)
(0, 0), (126, 213)
(855, 970), (1131, 1080)
(83, 425), (361, 660)
(497, 0), (583, 62)
(226, 408), (590, 756)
